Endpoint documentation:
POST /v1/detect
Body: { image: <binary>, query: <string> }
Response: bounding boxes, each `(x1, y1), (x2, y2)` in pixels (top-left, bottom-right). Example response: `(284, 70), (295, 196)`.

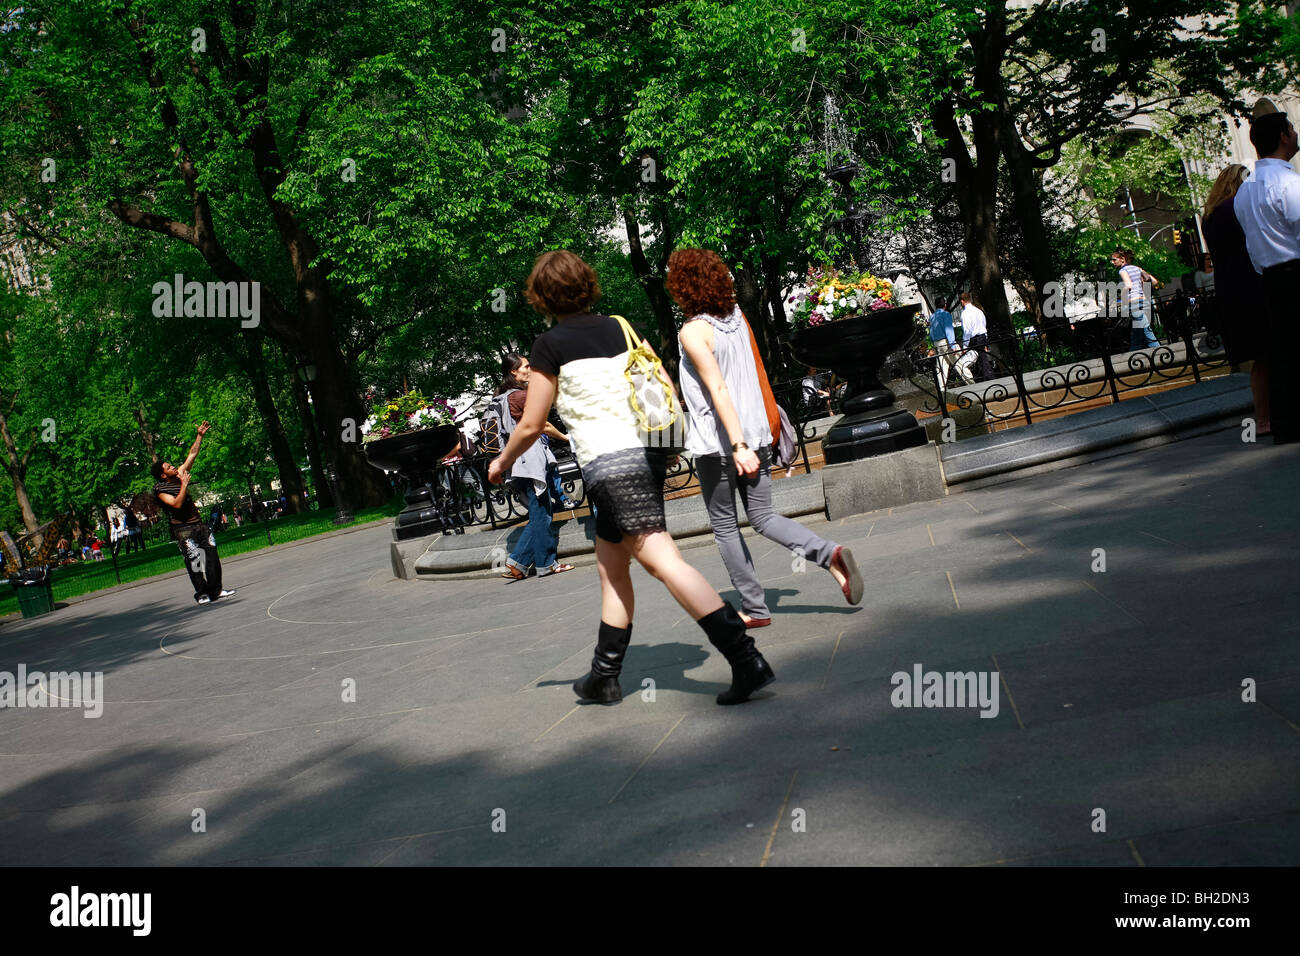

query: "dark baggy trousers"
(173, 521), (223, 602)
(965, 333), (995, 381)
(1261, 261), (1300, 443)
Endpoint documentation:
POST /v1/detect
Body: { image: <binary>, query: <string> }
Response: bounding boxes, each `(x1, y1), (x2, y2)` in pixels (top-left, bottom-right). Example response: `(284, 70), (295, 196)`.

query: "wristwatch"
(731, 441), (750, 453)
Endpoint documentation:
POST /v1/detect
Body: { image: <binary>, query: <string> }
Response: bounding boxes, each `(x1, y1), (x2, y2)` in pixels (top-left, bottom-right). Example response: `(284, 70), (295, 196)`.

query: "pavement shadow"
(1, 434), (1297, 866)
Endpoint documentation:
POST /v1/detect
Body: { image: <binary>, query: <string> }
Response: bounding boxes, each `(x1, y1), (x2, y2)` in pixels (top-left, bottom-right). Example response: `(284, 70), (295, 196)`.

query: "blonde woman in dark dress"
(1202, 163), (1271, 434)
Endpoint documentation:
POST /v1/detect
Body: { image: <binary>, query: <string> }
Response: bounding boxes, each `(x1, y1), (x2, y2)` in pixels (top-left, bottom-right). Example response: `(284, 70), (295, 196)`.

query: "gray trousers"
(695, 448), (837, 620)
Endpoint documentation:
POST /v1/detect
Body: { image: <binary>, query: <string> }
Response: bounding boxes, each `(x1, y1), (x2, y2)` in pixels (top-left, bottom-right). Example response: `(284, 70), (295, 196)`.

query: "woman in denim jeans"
(495, 354), (575, 580)
(1112, 249), (1161, 350)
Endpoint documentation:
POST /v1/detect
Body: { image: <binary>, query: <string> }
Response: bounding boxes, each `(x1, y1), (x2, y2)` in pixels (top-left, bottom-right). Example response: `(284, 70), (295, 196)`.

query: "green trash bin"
(10, 567), (55, 619)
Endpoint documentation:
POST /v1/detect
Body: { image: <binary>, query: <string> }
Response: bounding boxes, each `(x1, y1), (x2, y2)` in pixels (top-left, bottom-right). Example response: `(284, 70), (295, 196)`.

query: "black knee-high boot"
(574, 621), (633, 705)
(698, 604), (775, 705)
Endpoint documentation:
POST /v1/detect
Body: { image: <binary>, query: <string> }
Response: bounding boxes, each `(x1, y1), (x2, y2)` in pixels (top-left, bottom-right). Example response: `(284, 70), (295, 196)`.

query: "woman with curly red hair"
(488, 250), (775, 706)
(668, 248), (863, 626)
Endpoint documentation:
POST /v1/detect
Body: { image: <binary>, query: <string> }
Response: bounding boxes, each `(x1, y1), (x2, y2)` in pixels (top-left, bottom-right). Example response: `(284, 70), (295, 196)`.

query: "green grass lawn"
(1, 498), (404, 619)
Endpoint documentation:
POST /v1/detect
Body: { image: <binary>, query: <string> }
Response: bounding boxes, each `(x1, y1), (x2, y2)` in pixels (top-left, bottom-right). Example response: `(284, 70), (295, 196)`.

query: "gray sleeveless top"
(678, 306), (772, 457)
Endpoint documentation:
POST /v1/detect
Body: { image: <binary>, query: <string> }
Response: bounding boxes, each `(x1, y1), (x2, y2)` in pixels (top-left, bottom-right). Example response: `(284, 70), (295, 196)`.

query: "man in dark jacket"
(151, 421), (234, 605)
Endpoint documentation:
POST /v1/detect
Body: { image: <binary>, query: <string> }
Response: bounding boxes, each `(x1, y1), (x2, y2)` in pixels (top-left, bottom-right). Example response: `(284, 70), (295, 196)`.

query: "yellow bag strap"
(610, 314), (640, 353)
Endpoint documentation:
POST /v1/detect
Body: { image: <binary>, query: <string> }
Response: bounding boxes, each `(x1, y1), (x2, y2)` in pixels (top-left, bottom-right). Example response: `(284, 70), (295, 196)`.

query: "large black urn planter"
(786, 304), (927, 463)
(364, 425), (462, 540)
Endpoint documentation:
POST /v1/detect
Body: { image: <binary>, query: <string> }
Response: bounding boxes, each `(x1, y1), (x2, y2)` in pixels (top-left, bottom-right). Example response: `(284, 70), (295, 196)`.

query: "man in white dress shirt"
(956, 291), (994, 381)
(1235, 104), (1300, 443)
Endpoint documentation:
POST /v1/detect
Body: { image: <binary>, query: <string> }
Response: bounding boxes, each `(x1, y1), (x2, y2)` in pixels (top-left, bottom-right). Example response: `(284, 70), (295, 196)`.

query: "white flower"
(838, 297), (847, 307)
(849, 298), (858, 309)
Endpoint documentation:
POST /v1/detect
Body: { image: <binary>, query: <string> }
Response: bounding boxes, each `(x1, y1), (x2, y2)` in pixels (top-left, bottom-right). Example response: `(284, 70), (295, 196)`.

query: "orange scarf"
(741, 313), (781, 446)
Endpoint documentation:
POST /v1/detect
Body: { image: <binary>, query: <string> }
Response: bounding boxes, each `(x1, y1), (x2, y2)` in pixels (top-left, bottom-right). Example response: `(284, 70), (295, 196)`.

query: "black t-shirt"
(529, 313), (631, 377)
(154, 479), (202, 526)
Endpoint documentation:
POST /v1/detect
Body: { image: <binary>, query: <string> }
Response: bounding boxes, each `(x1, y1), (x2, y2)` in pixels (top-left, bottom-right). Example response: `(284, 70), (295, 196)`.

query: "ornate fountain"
(786, 102), (930, 462)
(786, 304), (927, 463)
(363, 425), (463, 540)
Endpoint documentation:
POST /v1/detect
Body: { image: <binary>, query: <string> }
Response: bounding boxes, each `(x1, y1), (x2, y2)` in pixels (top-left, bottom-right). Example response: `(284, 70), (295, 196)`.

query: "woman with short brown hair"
(489, 250), (774, 706)
(494, 352), (574, 580)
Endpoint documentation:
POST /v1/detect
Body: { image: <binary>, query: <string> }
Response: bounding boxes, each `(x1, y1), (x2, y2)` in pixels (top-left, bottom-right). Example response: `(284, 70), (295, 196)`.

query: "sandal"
(539, 562), (575, 576)
(500, 564), (529, 580)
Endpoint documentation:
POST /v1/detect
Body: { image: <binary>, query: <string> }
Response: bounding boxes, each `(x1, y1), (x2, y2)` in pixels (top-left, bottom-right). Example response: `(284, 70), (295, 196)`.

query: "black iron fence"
(902, 292), (1228, 432)
(771, 379), (828, 474)
(418, 444), (590, 532)
(410, 388), (830, 536)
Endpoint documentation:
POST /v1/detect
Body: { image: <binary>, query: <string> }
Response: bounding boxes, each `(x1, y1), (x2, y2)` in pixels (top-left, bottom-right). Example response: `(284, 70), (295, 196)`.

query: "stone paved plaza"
(1, 429), (1297, 866)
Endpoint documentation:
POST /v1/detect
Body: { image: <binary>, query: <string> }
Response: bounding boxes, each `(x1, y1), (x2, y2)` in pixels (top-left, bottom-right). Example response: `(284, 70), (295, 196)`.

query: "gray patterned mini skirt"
(581, 447), (671, 543)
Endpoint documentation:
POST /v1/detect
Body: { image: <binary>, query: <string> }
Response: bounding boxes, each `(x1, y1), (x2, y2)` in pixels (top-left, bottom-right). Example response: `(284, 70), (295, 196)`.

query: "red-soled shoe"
(830, 546), (863, 605)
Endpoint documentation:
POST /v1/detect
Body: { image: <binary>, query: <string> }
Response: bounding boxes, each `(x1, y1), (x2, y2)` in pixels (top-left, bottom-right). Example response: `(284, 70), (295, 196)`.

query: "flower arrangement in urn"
(789, 263), (893, 329)
(361, 390), (455, 444)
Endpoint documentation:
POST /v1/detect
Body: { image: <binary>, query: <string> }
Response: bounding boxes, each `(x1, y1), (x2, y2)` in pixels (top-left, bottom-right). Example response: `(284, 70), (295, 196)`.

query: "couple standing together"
(488, 248), (864, 707)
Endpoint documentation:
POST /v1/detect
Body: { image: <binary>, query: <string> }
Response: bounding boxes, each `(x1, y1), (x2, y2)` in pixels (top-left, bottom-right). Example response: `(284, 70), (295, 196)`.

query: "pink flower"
(809, 313), (826, 326)
(870, 298), (889, 311)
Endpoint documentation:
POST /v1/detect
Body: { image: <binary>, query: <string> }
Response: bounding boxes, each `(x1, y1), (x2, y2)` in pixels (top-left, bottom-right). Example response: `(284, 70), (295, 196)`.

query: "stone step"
(939, 374), (1253, 488)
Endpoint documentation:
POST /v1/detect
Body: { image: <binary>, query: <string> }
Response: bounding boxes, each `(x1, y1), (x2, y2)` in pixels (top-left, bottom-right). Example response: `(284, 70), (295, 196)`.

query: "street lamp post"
(1121, 186), (1142, 239)
(294, 352), (352, 525)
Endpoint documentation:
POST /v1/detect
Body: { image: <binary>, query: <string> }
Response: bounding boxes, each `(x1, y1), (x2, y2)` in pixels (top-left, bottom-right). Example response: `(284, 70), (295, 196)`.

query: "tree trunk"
(239, 335), (306, 515)
(761, 251), (791, 381)
(623, 210), (680, 378)
(732, 263), (767, 364)
(239, 111), (389, 511)
(299, 307), (388, 511)
(0, 412), (39, 533)
(133, 403), (159, 461)
(931, 26), (1014, 344)
(1002, 125), (1069, 343)
(97, 503), (113, 549)
(963, 187), (1016, 343)
(287, 361), (331, 508)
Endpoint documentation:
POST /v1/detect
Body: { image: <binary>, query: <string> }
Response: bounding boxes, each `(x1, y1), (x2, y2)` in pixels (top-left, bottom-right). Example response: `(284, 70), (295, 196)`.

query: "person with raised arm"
(150, 421), (234, 605)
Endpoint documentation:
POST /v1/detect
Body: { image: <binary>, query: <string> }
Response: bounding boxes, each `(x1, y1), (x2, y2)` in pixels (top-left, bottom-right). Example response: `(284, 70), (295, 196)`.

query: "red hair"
(666, 249), (737, 318)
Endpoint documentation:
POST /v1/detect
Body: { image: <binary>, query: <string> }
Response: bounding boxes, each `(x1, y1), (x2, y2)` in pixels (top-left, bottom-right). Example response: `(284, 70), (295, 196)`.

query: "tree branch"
(105, 201), (196, 244)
